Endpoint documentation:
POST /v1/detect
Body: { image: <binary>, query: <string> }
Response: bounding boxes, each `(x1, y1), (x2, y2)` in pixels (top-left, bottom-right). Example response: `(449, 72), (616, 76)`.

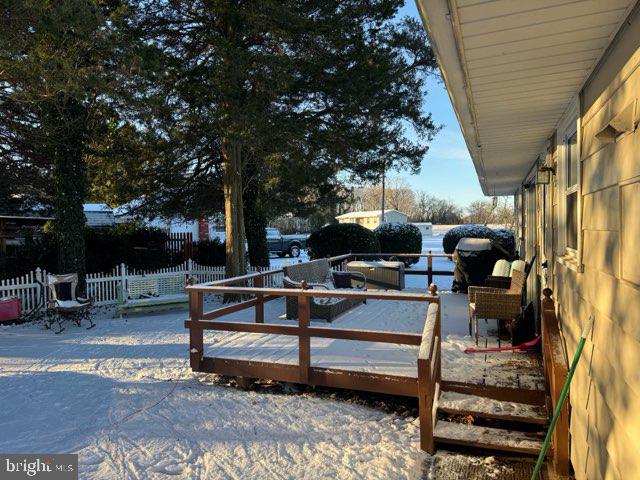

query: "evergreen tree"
(0, 0), (137, 284)
(130, 0), (439, 272)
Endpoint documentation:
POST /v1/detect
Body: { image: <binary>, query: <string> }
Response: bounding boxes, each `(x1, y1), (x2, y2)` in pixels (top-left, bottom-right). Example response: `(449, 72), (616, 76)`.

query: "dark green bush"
(193, 237), (226, 266)
(442, 225), (515, 256)
(0, 235), (57, 279)
(307, 223), (380, 259)
(85, 224), (176, 272)
(374, 222), (422, 264)
(492, 228), (516, 257)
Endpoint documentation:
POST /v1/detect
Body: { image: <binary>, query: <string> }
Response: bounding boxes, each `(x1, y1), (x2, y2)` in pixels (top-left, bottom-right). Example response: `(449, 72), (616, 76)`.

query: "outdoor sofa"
(282, 259), (366, 321)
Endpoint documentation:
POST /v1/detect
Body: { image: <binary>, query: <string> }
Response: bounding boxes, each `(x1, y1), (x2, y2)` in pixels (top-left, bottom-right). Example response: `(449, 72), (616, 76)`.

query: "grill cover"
(452, 238), (507, 292)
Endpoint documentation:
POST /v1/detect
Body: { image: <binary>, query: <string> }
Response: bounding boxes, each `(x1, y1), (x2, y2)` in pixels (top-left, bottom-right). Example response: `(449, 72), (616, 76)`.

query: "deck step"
(434, 420), (546, 455)
(438, 391), (548, 425)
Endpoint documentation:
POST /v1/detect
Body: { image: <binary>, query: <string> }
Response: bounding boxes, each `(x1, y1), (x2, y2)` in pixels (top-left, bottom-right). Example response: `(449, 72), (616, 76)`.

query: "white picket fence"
(0, 260), (284, 313)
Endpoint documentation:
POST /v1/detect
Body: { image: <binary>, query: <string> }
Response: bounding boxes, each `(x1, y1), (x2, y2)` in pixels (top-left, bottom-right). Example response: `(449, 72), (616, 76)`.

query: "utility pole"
(380, 162), (386, 223)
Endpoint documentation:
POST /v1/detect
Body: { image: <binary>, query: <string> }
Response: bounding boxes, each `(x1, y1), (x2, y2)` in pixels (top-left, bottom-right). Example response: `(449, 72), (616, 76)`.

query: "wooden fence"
(185, 253), (445, 452)
(166, 232), (194, 261)
(541, 288), (570, 475)
(0, 261), (284, 313)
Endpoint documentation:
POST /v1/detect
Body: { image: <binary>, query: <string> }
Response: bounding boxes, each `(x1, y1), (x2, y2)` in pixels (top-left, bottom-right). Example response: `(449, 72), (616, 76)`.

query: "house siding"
(522, 16), (640, 478)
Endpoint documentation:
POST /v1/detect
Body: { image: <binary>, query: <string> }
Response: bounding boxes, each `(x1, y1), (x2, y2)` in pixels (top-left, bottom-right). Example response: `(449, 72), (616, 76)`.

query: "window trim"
(557, 98), (583, 272)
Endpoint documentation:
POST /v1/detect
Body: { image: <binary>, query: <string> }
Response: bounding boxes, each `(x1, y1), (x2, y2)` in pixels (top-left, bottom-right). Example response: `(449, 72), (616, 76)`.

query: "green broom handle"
(531, 315), (594, 480)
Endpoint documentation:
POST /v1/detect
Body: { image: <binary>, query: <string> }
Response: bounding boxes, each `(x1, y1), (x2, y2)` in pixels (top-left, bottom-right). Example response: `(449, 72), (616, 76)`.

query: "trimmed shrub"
(492, 228), (516, 257)
(193, 237), (226, 266)
(442, 225), (515, 256)
(374, 222), (422, 265)
(307, 223), (380, 259)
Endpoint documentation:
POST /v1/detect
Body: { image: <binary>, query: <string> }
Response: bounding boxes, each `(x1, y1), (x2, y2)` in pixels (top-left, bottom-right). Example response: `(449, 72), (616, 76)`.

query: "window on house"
(565, 132), (579, 251)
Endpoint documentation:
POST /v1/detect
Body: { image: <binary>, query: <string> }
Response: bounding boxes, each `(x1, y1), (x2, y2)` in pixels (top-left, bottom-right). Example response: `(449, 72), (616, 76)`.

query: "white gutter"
(415, 0), (489, 195)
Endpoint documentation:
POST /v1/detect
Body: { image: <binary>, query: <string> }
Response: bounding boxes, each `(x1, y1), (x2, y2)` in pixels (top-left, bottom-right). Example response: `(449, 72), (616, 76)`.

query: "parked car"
(266, 228), (307, 258)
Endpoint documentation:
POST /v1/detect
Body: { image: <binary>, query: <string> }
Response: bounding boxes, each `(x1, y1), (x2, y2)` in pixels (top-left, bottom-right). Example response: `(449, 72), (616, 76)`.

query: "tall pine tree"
(130, 0), (438, 272)
(0, 0), (138, 284)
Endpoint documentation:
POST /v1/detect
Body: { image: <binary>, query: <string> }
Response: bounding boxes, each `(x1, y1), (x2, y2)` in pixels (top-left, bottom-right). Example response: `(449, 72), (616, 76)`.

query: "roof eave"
(416, 0), (493, 195)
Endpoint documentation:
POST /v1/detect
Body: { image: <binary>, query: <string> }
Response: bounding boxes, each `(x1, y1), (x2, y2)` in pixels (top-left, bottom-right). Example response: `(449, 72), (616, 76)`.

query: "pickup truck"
(266, 228), (308, 258)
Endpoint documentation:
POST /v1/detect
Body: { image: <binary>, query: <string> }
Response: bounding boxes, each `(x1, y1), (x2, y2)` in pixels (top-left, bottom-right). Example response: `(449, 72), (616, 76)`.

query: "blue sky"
(396, 1), (486, 207)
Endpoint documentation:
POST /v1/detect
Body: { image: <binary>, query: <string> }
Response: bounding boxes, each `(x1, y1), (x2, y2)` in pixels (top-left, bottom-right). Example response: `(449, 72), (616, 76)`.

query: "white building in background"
(412, 222), (433, 235)
(335, 209), (408, 230)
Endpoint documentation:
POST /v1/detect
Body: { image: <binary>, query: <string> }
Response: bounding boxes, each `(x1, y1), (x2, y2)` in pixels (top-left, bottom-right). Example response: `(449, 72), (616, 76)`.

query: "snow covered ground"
(0, 309), (428, 479)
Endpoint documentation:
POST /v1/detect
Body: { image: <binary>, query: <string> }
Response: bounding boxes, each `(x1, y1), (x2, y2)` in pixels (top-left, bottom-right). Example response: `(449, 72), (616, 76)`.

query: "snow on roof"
(83, 203), (112, 213)
(335, 209), (408, 219)
(0, 215), (54, 221)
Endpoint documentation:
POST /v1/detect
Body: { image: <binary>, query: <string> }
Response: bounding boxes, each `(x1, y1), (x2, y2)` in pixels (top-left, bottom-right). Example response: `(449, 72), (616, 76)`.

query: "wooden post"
(298, 293), (311, 384)
(541, 288), (570, 476)
(542, 287), (554, 311)
(427, 249), (433, 286)
(417, 356), (435, 454)
(255, 275), (264, 323)
(434, 296), (442, 385)
(189, 290), (204, 371)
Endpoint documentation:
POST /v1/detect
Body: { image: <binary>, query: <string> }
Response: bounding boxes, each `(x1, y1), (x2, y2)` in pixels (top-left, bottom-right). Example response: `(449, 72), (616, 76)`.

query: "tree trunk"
(244, 179), (270, 268)
(222, 138), (247, 301)
(51, 99), (88, 293)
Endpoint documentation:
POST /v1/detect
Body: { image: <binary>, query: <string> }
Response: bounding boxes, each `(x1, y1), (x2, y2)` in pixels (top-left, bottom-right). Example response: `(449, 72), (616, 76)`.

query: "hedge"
(307, 223), (380, 259)
(0, 225), (181, 279)
(374, 222), (421, 264)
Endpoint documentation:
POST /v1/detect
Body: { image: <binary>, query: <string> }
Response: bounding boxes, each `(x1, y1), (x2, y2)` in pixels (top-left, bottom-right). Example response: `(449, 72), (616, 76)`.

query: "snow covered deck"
(198, 292), (545, 396)
(203, 290), (431, 378)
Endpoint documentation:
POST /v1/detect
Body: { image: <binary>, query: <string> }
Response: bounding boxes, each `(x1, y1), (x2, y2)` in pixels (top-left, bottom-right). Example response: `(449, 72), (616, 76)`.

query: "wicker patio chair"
(44, 273), (95, 333)
(282, 259), (366, 321)
(468, 269), (526, 344)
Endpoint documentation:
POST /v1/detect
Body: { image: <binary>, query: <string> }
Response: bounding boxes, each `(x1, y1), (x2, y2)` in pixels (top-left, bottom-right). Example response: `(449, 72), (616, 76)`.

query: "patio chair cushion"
(510, 260), (526, 274)
(314, 295), (342, 306)
(312, 278), (342, 306)
(55, 300), (90, 310)
(492, 259), (511, 277)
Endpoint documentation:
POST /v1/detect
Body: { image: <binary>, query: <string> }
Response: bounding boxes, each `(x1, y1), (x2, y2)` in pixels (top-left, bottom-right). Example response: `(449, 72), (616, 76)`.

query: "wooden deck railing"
(541, 288), (570, 475)
(347, 251), (454, 285)
(185, 252), (449, 450)
(417, 302), (441, 453)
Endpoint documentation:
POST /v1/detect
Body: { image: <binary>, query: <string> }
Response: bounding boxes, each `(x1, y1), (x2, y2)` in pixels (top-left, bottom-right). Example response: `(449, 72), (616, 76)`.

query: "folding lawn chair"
(43, 273), (95, 333)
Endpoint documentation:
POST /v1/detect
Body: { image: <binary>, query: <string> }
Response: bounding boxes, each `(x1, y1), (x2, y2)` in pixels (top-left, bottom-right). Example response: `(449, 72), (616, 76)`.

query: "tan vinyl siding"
(547, 20), (640, 479)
